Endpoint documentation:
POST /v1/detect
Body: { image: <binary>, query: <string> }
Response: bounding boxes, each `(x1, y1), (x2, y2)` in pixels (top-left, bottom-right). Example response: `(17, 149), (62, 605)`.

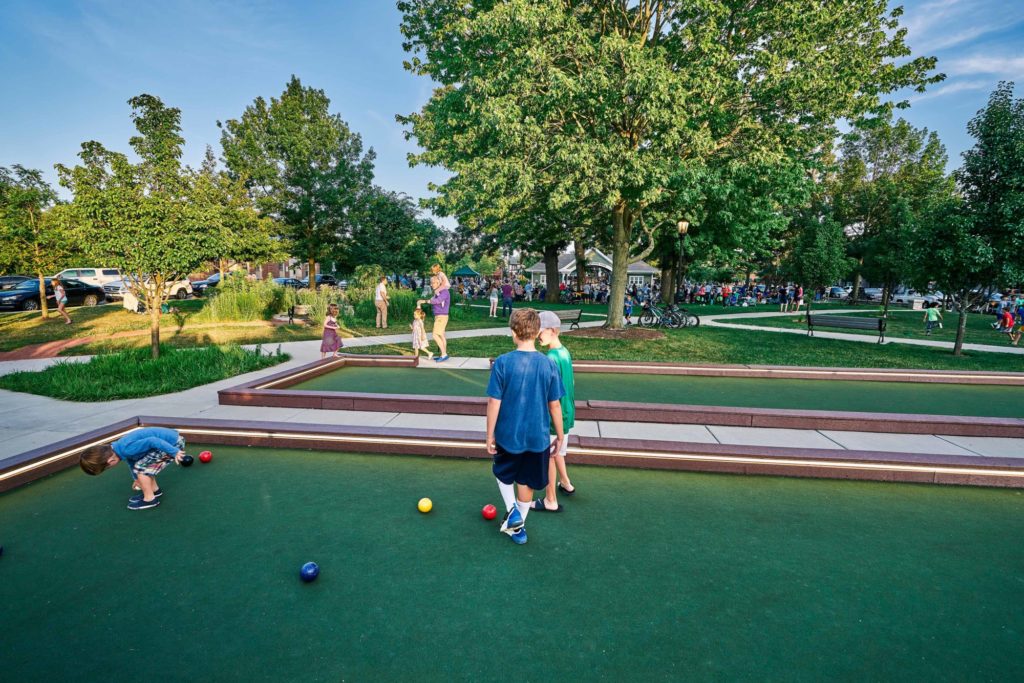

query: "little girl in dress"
(411, 307), (434, 360)
(320, 303), (343, 359)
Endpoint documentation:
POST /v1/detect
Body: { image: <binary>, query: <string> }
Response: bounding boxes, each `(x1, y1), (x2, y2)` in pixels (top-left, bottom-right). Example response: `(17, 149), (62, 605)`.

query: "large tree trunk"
(606, 203), (631, 329)
(660, 263), (674, 304)
(219, 258), (228, 283)
(574, 238), (587, 290)
(36, 272), (49, 319)
(308, 257), (317, 287)
(543, 243), (560, 303)
(850, 261), (863, 305)
(882, 283), (891, 318)
(953, 294), (969, 356)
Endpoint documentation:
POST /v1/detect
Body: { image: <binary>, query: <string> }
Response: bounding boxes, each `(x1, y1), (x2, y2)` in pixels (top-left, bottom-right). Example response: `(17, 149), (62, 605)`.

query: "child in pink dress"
(411, 307), (434, 360)
(320, 303), (343, 358)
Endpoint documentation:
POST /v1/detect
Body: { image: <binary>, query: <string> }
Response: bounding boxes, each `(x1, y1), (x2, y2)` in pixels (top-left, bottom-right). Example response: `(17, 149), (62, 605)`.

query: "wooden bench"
(554, 308), (583, 330)
(807, 314), (886, 343)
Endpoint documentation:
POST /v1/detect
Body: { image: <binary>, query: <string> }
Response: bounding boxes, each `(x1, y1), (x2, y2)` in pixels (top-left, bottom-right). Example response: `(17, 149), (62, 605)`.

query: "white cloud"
(909, 79), (991, 102)
(902, 0), (1024, 52)
(945, 55), (1024, 78)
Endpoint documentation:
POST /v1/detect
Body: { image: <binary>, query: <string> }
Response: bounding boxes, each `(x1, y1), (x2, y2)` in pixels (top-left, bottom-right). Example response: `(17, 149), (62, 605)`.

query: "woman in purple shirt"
(417, 271), (451, 362)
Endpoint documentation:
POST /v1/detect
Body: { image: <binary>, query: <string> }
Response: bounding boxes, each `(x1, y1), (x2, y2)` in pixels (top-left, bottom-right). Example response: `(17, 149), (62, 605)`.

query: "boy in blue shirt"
(486, 308), (565, 545)
(79, 427), (187, 510)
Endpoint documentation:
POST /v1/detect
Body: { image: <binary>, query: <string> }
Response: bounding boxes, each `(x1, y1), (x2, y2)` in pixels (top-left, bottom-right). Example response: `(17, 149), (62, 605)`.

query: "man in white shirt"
(375, 276), (390, 329)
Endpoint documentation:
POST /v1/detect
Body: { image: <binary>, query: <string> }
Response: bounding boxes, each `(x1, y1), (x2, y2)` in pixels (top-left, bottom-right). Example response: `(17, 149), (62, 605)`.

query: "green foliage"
(784, 210), (856, 299)
(56, 95), (221, 358)
(335, 188), (442, 275)
(352, 264), (386, 290)
(193, 277), (293, 323)
(219, 76), (375, 274)
(0, 344), (288, 401)
(399, 0), (941, 327)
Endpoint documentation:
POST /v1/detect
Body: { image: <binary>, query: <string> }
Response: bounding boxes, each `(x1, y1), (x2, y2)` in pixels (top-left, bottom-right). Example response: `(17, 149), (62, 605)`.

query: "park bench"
(807, 313), (886, 343)
(555, 308), (584, 330)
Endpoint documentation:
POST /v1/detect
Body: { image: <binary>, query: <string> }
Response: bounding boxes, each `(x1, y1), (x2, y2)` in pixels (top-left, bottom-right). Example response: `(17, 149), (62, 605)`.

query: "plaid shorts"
(131, 435), (186, 478)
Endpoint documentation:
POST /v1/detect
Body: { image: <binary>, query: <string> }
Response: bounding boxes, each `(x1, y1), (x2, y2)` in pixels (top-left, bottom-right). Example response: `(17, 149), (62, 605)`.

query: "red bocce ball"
(199, 450), (213, 464)
(481, 504), (497, 520)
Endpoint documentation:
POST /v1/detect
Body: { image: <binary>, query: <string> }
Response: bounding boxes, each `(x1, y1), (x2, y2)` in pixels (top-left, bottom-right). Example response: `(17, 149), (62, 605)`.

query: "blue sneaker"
(129, 489), (162, 504)
(127, 497), (160, 511)
(434, 355), (450, 363)
(500, 507), (524, 535)
(510, 528), (527, 544)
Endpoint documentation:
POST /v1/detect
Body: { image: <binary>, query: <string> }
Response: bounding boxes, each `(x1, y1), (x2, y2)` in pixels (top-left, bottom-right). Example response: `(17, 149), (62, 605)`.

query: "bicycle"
(638, 300), (682, 328)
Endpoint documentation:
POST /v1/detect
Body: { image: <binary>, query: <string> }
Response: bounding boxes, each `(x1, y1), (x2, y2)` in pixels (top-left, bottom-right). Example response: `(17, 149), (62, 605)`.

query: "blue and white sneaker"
(129, 489), (162, 504)
(509, 528), (527, 545)
(434, 355), (450, 363)
(499, 507), (524, 535)
(127, 497), (160, 511)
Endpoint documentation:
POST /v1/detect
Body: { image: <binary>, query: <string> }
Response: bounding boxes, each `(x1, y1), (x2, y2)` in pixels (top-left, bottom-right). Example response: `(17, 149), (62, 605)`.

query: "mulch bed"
(566, 326), (665, 341)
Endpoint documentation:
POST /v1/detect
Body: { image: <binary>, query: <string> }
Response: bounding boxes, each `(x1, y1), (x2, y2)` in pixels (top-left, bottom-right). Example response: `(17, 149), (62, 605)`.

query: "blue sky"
(1, 0), (1022, 229)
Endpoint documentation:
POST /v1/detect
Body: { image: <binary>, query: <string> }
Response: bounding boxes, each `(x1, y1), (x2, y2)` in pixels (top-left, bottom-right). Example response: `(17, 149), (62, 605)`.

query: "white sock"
(496, 479), (515, 511)
(516, 499), (531, 523)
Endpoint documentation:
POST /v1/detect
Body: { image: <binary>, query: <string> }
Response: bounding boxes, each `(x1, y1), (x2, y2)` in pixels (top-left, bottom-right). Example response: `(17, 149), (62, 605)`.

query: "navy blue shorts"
(492, 445), (549, 490)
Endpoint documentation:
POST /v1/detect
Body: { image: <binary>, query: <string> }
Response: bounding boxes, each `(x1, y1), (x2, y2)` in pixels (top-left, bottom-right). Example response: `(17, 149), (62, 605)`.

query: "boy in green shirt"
(923, 302), (943, 335)
(533, 310), (576, 511)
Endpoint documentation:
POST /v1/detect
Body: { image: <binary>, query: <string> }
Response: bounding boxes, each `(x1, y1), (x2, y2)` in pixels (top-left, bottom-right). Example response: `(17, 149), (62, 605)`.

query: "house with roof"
(524, 248), (658, 287)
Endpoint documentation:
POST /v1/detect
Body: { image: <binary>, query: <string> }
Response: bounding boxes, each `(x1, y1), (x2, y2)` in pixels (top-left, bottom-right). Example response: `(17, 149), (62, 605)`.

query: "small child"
(624, 294), (633, 325)
(489, 285), (499, 317)
(486, 308), (565, 545)
(923, 302), (942, 335)
(533, 310), (576, 512)
(79, 427), (187, 510)
(53, 275), (72, 324)
(320, 303), (343, 359)
(411, 307), (434, 360)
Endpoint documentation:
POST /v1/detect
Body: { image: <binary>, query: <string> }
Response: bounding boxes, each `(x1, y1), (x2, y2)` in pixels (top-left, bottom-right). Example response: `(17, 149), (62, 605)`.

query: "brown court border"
(2, 415), (1024, 495)
(216, 355), (1024, 438)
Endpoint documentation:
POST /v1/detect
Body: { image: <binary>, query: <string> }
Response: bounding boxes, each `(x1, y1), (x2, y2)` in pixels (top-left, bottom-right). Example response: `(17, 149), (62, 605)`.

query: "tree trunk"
(953, 294), (969, 356)
(660, 263), (674, 304)
(882, 283), (891, 318)
(36, 272), (49, 319)
(574, 238), (587, 291)
(851, 265), (863, 306)
(543, 244), (560, 303)
(308, 257), (317, 287)
(219, 258), (228, 283)
(606, 203), (630, 329)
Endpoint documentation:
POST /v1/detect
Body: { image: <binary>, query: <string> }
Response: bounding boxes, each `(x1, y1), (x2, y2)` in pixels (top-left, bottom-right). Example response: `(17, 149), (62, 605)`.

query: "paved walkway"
(3, 316), (1023, 465)
(703, 308), (1024, 355)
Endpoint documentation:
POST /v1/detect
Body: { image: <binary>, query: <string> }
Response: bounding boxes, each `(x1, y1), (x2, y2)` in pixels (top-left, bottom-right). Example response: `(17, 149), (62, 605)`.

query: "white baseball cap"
(538, 310), (561, 330)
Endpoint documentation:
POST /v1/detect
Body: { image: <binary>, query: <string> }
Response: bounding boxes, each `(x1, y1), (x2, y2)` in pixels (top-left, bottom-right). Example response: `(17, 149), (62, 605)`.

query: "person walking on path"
(418, 274), (451, 362)
(53, 275), (72, 324)
(374, 276), (390, 329)
(489, 283), (499, 317)
(320, 303), (343, 358)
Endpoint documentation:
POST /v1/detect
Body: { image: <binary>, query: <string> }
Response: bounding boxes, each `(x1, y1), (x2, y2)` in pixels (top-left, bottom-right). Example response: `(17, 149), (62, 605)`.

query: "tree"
(912, 82), (1024, 355)
(0, 166), (66, 318)
(398, 0), (940, 327)
(784, 211), (855, 315)
(833, 114), (952, 312)
(57, 95), (219, 358)
(219, 76), (375, 280)
(336, 188), (442, 276)
(194, 148), (287, 281)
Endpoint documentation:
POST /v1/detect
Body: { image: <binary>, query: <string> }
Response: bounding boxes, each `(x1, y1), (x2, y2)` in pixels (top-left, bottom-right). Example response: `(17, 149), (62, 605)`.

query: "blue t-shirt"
(111, 427), (181, 462)
(486, 350), (564, 453)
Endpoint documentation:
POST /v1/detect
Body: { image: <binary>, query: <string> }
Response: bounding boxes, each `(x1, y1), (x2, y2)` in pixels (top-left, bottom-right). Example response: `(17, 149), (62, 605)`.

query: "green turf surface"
(1, 446), (1022, 680)
(293, 365), (1023, 417)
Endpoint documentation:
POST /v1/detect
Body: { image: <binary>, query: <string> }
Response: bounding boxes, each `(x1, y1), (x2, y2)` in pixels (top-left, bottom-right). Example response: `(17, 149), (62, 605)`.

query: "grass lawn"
(0, 344), (289, 400)
(726, 307), (1004, 345)
(346, 325), (1024, 372)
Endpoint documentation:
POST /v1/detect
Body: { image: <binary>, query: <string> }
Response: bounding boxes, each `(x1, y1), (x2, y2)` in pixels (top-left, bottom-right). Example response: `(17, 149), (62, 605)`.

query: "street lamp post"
(675, 219), (689, 302)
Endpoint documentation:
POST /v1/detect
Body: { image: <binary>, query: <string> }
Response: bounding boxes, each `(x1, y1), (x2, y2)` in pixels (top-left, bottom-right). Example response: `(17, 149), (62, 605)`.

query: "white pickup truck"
(103, 277), (193, 301)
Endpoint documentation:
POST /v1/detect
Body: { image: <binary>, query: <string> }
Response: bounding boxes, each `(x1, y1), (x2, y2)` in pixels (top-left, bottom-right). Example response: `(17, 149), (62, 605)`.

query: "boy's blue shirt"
(111, 427), (180, 462)
(487, 349), (564, 453)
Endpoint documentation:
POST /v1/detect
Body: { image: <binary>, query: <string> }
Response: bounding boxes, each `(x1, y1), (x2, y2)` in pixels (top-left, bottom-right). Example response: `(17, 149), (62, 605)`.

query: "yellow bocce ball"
(418, 497), (433, 513)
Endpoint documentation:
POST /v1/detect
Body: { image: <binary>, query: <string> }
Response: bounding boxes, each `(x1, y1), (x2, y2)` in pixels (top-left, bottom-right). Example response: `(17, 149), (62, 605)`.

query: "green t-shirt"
(547, 345), (575, 432)
(926, 307), (942, 322)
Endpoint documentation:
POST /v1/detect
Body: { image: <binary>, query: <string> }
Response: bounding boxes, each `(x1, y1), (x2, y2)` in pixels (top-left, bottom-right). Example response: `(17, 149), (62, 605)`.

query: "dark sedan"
(300, 274), (338, 288)
(0, 278), (106, 311)
(0, 275), (32, 290)
(274, 277), (305, 289)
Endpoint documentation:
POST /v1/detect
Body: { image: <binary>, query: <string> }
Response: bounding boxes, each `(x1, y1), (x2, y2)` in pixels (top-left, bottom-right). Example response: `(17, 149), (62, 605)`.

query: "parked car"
(53, 268), (122, 288)
(300, 274), (338, 288)
(0, 275), (32, 290)
(104, 277), (193, 301)
(825, 286), (849, 300)
(0, 278), (105, 311)
(191, 272), (222, 295)
(274, 277), (305, 289)
(859, 287), (883, 301)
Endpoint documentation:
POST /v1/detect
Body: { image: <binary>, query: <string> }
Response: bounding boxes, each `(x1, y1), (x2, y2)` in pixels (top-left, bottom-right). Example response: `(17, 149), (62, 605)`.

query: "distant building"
(525, 248), (657, 287)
